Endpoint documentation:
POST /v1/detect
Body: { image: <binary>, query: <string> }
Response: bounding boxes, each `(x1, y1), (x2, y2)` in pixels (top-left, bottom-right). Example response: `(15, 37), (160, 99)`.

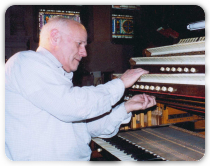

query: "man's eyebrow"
(82, 41), (87, 45)
(76, 40), (86, 43)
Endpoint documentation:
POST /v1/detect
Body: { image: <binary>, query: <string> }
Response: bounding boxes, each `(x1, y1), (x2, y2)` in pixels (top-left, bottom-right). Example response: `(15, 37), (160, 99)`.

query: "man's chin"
(63, 67), (77, 73)
(71, 66), (79, 72)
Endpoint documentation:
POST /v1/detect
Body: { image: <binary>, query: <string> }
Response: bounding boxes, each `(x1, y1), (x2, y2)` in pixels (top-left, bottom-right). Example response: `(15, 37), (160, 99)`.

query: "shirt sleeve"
(87, 102), (132, 138)
(6, 52), (125, 122)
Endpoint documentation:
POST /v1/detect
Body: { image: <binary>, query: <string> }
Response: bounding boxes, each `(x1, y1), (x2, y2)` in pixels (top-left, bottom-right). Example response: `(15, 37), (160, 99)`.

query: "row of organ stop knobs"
(132, 84), (175, 92)
(160, 67), (196, 72)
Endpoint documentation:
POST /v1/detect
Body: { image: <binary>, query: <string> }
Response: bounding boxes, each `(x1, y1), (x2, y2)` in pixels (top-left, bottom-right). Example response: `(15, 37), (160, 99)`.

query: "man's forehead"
(67, 23), (87, 34)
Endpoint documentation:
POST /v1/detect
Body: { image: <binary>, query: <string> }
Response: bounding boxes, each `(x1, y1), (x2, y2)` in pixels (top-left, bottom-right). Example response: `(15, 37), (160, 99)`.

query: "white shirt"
(5, 47), (131, 161)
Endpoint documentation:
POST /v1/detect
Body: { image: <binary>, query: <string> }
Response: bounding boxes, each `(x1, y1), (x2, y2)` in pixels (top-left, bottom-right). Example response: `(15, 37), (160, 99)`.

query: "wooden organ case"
(91, 37), (205, 161)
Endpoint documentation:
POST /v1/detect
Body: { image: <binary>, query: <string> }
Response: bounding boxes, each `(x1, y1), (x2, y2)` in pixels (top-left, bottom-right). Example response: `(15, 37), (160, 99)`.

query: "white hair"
(39, 16), (79, 46)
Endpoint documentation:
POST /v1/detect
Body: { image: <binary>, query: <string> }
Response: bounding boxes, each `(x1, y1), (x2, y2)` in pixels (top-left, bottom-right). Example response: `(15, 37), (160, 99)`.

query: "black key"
(103, 136), (165, 161)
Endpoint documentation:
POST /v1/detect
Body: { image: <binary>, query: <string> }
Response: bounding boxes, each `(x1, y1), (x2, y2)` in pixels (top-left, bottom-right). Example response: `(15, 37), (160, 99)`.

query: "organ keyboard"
(143, 37), (205, 57)
(91, 36), (205, 161)
(92, 138), (137, 161)
(92, 125), (204, 161)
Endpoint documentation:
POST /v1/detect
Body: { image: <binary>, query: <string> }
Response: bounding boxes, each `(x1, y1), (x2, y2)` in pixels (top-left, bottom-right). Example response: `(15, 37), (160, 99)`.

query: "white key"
(92, 138), (137, 161)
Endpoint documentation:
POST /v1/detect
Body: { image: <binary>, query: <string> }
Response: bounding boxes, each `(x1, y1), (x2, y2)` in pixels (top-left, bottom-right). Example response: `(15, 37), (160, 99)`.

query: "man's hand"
(124, 94), (156, 113)
(120, 68), (149, 88)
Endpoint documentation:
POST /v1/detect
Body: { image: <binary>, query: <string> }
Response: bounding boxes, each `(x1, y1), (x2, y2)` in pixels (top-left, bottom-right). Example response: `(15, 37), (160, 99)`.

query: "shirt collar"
(64, 71), (74, 79)
(36, 46), (63, 68)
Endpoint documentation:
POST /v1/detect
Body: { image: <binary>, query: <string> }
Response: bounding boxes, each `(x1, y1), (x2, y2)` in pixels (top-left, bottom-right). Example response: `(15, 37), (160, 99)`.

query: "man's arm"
(87, 102), (131, 138)
(6, 52), (151, 123)
(87, 94), (156, 138)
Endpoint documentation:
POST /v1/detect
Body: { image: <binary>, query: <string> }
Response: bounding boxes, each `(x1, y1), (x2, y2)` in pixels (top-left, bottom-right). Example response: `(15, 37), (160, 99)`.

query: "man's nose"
(79, 46), (87, 57)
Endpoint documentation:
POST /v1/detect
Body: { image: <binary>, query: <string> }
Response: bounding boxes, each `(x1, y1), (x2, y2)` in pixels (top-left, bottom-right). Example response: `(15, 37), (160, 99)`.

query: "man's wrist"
(124, 101), (131, 114)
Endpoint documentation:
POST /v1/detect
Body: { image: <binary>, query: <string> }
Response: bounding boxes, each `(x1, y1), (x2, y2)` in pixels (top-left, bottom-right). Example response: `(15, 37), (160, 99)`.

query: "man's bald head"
(39, 16), (86, 47)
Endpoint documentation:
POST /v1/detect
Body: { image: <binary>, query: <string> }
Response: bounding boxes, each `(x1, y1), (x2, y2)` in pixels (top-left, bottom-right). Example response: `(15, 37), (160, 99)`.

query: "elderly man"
(5, 17), (156, 161)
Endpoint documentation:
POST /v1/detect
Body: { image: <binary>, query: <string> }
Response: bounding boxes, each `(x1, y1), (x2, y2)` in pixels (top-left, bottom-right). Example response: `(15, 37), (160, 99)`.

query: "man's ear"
(50, 29), (61, 46)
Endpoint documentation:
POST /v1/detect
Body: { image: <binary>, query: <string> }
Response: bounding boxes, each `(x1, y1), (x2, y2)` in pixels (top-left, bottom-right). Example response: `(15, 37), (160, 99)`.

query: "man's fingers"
(141, 94), (149, 109)
(132, 94), (145, 102)
(125, 94), (157, 113)
(147, 95), (156, 108)
(134, 68), (149, 74)
(120, 68), (149, 88)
